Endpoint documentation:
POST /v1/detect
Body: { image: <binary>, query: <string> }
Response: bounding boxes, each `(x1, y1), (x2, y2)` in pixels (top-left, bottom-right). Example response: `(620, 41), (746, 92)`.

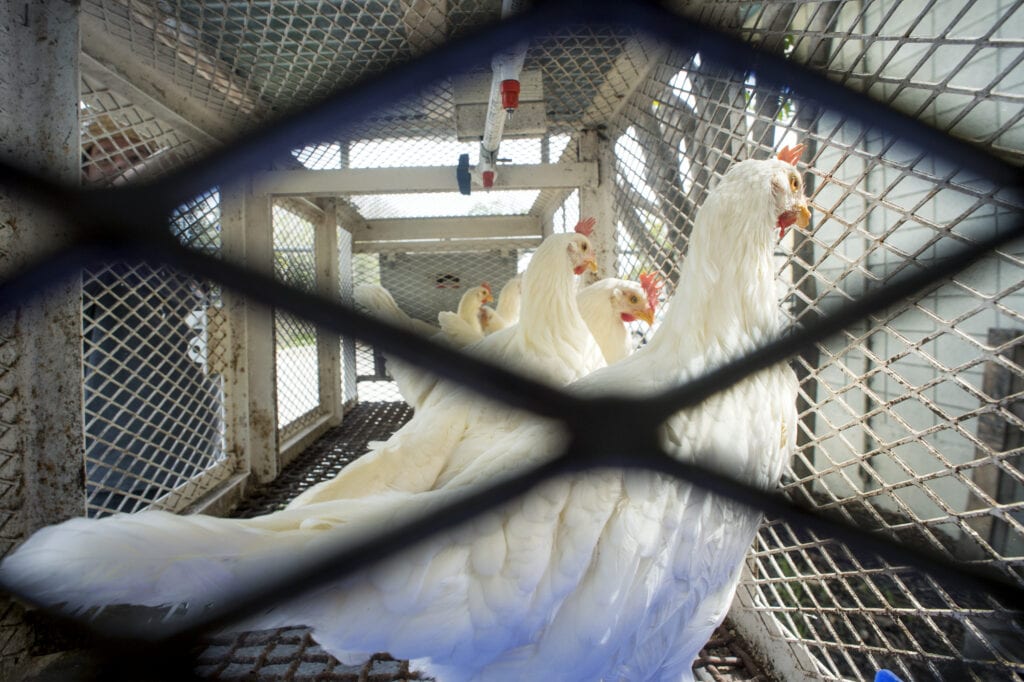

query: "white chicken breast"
(0, 147), (810, 682)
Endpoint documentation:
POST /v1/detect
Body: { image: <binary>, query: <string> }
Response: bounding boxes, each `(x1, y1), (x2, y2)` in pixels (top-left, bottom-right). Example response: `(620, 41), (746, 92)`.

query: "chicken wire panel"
(84, 191), (231, 518)
(380, 251), (518, 323)
(281, 19), (652, 173)
(352, 246), (530, 403)
(84, 0), (661, 145)
(274, 200), (324, 438)
(80, 73), (206, 186)
(83, 0), (501, 128)
(691, 0), (1024, 162)
(0, 318), (25, 668)
(600, 2), (1024, 679)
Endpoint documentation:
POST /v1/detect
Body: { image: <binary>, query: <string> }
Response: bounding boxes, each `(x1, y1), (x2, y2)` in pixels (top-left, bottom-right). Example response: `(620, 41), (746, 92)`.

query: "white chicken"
(577, 272), (662, 364)
(354, 283), (493, 409)
(435, 282), (494, 347)
(0, 147), (811, 681)
(478, 275), (522, 334)
(352, 283), (440, 338)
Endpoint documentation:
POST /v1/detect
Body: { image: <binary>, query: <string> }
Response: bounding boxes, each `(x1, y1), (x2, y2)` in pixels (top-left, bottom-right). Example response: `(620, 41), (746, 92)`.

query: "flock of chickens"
(1, 146), (812, 681)
(353, 215), (662, 412)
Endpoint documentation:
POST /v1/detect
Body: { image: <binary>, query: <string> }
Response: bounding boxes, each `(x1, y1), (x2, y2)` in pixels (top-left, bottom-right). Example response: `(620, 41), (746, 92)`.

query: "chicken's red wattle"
(777, 211), (798, 238)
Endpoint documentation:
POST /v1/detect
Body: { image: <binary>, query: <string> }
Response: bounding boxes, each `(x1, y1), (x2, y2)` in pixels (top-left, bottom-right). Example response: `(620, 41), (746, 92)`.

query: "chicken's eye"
(789, 175), (800, 191)
(630, 295), (639, 304)
(582, 243), (588, 251)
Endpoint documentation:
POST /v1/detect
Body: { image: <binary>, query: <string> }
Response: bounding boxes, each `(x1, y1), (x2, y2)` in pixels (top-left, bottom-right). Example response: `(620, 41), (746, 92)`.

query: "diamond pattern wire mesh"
(274, 200), (323, 438)
(351, 246), (530, 402)
(83, 185), (232, 518)
(80, 54), (232, 519)
(0, 299), (27, 671)
(80, 74), (206, 186)
(6, 0), (1024, 678)
(596, 1), (1024, 679)
(0, 0), (21, 663)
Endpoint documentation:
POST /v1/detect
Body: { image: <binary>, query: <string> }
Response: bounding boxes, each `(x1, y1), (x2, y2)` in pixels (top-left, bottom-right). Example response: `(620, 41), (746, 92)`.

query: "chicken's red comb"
(574, 216), (596, 237)
(776, 143), (806, 166)
(638, 271), (663, 311)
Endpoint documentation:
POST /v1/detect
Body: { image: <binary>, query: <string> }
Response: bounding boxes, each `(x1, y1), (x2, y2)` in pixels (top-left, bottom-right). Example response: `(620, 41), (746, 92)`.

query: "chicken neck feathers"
(577, 278), (635, 364)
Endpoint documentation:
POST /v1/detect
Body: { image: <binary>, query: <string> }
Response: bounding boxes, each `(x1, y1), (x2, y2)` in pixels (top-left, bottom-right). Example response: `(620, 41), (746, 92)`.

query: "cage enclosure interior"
(0, 1), (1022, 681)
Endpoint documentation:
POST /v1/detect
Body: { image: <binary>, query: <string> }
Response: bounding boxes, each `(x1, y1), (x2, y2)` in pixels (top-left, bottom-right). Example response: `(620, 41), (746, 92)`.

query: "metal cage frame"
(1, 0), (1022, 679)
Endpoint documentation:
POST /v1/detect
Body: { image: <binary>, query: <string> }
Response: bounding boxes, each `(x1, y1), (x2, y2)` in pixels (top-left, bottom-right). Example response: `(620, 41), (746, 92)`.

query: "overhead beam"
(353, 215), (541, 243)
(80, 11), (250, 143)
(335, 199), (370, 233)
(254, 162), (598, 196)
(355, 236), (542, 254)
(80, 53), (221, 148)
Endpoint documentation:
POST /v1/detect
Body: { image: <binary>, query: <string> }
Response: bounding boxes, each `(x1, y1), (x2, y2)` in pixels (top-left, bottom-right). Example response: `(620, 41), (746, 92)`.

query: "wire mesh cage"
(274, 199), (323, 437)
(1, 0), (1024, 680)
(83, 192), (233, 518)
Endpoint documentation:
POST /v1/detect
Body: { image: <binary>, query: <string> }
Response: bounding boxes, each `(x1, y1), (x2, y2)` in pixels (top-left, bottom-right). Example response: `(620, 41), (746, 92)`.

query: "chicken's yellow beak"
(635, 308), (655, 325)
(586, 258), (598, 272)
(796, 203), (812, 228)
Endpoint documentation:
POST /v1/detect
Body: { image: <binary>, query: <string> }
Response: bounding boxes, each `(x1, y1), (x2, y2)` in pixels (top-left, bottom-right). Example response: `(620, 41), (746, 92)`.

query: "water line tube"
(477, 0), (530, 188)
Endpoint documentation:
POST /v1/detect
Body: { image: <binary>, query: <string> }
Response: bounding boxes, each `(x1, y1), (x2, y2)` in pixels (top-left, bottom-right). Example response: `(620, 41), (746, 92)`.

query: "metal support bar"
(0, 0), (84, 535)
(354, 215), (541, 243)
(219, 183), (253, 488)
(80, 12), (243, 143)
(578, 130), (618, 281)
(240, 187), (279, 483)
(253, 163), (598, 196)
(316, 199), (343, 427)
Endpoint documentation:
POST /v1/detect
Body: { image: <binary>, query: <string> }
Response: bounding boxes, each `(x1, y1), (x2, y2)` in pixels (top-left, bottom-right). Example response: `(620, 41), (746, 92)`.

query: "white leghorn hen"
(354, 283), (493, 409)
(437, 283), (495, 346)
(577, 272), (663, 364)
(0, 146), (811, 682)
(479, 275), (522, 334)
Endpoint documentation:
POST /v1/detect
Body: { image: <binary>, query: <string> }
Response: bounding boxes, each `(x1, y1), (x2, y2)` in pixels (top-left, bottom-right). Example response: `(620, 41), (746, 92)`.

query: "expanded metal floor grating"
(194, 401), (768, 681)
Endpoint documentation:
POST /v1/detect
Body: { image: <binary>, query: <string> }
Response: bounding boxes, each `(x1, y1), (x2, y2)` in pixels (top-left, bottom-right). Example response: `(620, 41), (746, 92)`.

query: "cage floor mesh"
(196, 401), (768, 681)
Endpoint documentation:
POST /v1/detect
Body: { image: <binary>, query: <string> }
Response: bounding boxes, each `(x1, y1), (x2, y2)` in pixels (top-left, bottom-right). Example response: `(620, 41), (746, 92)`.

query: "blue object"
(457, 153), (471, 195)
(875, 670), (904, 682)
